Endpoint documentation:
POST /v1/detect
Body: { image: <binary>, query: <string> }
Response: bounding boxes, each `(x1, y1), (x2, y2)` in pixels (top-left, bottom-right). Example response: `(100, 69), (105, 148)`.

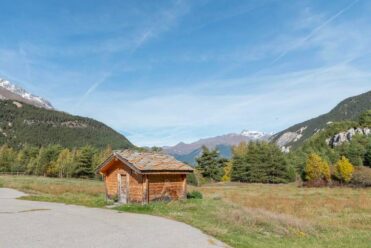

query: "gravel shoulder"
(0, 188), (227, 248)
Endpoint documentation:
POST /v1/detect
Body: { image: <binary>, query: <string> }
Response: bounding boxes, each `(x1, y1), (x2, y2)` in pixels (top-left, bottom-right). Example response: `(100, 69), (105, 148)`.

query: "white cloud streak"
(269, 0), (359, 66)
(78, 0), (191, 106)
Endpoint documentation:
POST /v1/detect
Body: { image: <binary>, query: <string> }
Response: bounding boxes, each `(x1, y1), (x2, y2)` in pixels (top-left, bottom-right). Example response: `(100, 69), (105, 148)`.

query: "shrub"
(335, 156), (354, 183)
(187, 173), (199, 186)
(187, 190), (203, 199)
(351, 166), (371, 187)
(221, 161), (232, 182)
(304, 153), (331, 185)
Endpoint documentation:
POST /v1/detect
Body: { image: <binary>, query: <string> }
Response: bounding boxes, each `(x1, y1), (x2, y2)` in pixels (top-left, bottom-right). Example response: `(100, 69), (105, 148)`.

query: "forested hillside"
(272, 90), (371, 150)
(0, 100), (133, 149)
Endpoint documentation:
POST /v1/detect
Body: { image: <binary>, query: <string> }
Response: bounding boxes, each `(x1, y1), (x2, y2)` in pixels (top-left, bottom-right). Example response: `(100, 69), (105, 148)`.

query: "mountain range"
(163, 130), (271, 165)
(0, 78), (133, 149)
(1, 77), (370, 159)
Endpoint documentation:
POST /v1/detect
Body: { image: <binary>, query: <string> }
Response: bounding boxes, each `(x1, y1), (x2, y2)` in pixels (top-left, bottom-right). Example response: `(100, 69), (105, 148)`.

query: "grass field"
(0, 175), (370, 248)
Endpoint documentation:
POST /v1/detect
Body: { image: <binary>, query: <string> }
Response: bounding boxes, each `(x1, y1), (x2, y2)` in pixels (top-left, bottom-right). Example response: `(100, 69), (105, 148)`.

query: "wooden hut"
(97, 150), (194, 204)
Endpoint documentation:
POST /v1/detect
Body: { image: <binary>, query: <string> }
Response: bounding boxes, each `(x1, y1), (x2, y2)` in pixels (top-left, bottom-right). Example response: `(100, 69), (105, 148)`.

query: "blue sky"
(1, 0), (371, 146)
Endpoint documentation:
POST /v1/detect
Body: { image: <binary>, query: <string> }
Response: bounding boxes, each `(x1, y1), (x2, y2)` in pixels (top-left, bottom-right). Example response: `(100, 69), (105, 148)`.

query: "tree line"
(0, 144), (112, 178)
(194, 109), (371, 187)
(195, 141), (370, 187)
(195, 142), (296, 184)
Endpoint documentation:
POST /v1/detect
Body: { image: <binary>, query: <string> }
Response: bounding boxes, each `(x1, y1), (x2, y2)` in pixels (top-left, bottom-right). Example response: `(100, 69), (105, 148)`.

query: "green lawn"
(0, 175), (370, 248)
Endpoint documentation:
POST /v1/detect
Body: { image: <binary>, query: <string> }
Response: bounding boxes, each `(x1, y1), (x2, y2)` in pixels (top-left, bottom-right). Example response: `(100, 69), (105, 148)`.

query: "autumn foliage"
(335, 156), (354, 183)
(304, 153), (331, 185)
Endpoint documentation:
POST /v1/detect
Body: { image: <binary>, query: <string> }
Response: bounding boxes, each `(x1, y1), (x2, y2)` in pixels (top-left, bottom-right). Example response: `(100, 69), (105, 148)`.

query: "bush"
(187, 190), (203, 199)
(304, 153), (331, 185)
(351, 166), (371, 187)
(221, 161), (232, 182)
(187, 173), (199, 186)
(334, 156), (354, 183)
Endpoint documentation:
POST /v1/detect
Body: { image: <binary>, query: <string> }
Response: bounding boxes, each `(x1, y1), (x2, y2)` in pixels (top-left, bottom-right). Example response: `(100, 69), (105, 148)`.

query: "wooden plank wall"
(105, 160), (143, 202)
(104, 160), (188, 203)
(148, 174), (185, 201)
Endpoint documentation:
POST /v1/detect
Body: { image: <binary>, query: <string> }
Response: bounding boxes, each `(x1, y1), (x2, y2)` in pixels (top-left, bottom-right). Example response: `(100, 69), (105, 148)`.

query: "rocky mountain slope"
(164, 130), (271, 165)
(0, 79), (53, 109)
(271, 90), (371, 151)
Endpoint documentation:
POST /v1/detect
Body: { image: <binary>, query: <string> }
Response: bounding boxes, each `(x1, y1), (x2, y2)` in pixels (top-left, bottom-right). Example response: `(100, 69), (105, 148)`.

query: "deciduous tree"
(335, 156), (354, 183)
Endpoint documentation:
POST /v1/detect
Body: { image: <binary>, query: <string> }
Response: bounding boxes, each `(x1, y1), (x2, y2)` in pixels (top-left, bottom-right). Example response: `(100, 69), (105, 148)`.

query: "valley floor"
(0, 175), (370, 248)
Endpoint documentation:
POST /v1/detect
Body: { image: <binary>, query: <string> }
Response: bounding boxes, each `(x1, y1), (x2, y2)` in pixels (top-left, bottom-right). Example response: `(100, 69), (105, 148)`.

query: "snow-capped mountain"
(0, 78), (53, 109)
(241, 130), (271, 139)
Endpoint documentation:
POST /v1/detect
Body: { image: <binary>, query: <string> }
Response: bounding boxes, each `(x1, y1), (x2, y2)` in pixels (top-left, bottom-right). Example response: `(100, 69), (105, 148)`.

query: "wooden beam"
(103, 175), (109, 201)
(142, 175), (149, 205)
(182, 175), (187, 199)
(126, 172), (130, 204)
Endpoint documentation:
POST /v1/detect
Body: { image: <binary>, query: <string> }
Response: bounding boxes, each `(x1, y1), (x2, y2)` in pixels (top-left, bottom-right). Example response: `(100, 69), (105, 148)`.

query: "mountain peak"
(0, 78), (53, 109)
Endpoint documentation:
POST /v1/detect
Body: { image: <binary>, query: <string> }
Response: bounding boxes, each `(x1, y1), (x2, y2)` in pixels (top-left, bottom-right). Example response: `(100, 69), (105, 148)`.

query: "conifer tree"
(196, 146), (227, 181)
(231, 141), (292, 183)
(74, 146), (95, 178)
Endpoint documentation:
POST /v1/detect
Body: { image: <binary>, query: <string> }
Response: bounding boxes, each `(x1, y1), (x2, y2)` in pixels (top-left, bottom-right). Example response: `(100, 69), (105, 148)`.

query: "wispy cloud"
(1, 0), (370, 147)
(269, 0), (359, 66)
(78, 0), (191, 105)
(70, 61), (371, 146)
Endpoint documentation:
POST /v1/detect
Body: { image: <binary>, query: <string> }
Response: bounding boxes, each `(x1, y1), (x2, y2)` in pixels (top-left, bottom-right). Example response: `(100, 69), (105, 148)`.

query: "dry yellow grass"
(196, 183), (371, 230)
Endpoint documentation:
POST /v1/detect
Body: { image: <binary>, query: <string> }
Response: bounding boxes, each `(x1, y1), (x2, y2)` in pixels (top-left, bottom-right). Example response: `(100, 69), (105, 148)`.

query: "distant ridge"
(163, 130), (271, 165)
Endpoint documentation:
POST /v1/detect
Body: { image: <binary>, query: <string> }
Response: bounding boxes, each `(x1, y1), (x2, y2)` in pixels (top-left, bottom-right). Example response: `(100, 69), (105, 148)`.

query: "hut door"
(117, 174), (128, 204)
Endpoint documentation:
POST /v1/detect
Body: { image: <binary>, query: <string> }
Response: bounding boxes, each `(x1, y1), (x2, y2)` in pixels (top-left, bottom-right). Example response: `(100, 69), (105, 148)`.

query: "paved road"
(0, 188), (227, 248)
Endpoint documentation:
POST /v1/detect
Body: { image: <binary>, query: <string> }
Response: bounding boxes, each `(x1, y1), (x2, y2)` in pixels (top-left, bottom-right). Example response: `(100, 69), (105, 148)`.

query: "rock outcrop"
(275, 126), (307, 152)
(326, 127), (371, 147)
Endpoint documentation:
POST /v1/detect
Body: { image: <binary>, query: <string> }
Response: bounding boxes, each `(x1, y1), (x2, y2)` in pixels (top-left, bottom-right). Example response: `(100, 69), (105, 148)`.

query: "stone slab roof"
(98, 150), (194, 174)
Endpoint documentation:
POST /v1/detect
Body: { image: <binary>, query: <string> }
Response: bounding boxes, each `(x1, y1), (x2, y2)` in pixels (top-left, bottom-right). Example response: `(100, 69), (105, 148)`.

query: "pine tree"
(231, 141), (292, 183)
(196, 146), (227, 181)
(74, 146), (95, 178)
